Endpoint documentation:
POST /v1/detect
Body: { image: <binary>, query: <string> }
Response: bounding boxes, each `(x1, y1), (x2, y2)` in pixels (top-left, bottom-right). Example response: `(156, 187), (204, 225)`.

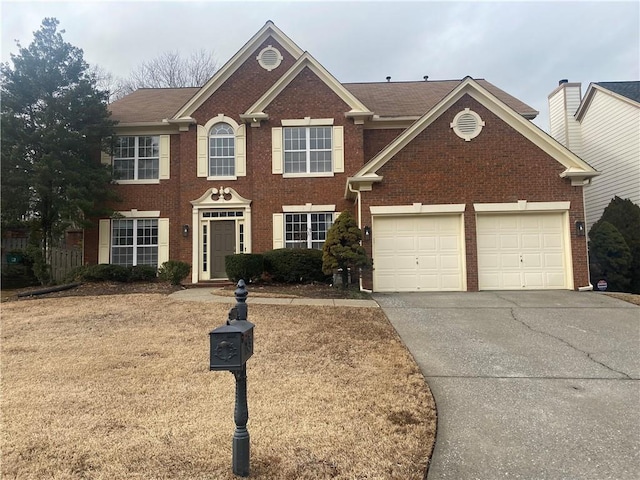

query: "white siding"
(581, 90), (640, 229)
(564, 85), (583, 157)
(548, 84), (583, 156)
(548, 89), (567, 145)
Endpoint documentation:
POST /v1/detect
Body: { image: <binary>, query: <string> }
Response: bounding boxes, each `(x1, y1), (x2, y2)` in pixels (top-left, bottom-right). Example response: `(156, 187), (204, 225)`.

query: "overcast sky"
(2, 0), (638, 130)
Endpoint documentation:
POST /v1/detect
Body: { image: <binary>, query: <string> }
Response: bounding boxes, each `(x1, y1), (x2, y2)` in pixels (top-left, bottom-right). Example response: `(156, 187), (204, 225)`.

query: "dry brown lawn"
(1, 294), (436, 479)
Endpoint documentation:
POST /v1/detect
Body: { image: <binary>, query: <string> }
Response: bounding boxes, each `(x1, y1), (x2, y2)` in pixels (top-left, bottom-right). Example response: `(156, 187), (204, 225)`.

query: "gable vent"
(257, 45), (283, 71)
(450, 108), (485, 141)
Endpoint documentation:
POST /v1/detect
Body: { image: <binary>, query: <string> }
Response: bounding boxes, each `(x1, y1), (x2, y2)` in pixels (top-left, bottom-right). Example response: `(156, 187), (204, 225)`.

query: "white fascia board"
(243, 52), (373, 117)
(370, 204), (466, 215)
(474, 201), (570, 212)
(173, 22), (304, 119)
(115, 209), (161, 218)
(282, 204), (336, 212)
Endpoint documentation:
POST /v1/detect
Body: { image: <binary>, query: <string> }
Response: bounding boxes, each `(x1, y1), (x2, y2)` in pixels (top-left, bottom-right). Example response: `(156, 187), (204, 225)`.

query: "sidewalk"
(169, 287), (379, 308)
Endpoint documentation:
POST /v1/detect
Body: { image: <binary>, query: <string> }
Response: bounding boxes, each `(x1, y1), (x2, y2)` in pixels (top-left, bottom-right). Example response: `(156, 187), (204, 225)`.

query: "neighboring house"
(87, 21), (598, 292)
(548, 80), (640, 231)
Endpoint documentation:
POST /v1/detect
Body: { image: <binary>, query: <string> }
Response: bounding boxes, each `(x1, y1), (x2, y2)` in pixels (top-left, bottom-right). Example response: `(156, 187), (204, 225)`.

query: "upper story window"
(197, 115), (246, 180)
(284, 127), (332, 174)
(272, 121), (343, 177)
(209, 123), (235, 177)
(113, 136), (159, 180)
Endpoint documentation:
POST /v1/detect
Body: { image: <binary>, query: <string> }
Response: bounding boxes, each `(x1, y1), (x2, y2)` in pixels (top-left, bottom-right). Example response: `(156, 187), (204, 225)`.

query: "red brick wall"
(359, 95), (589, 291)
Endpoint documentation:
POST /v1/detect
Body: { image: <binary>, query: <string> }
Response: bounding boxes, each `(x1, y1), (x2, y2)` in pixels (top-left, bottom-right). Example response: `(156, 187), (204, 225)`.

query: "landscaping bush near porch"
(263, 248), (331, 284)
(1, 295), (436, 479)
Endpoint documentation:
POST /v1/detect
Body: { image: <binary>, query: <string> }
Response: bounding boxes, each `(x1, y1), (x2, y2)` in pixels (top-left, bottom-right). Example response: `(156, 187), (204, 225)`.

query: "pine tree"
(322, 211), (370, 288)
(1, 18), (117, 283)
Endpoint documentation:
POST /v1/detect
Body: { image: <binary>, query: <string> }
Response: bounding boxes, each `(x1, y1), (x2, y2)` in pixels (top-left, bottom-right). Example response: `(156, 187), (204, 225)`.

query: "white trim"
(283, 172), (335, 178)
(281, 117), (335, 126)
(256, 45), (283, 71)
(450, 108), (485, 141)
(197, 115), (246, 179)
(282, 204), (336, 213)
(370, 203), (466, 215)
(115, 209), (161, 218)
(473, 201), (570, 213)
(575, 82), (640, 121)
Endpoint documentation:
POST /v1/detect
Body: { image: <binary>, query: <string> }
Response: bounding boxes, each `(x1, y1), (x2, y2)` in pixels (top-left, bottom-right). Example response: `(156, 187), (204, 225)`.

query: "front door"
(211, 220), (236, 278)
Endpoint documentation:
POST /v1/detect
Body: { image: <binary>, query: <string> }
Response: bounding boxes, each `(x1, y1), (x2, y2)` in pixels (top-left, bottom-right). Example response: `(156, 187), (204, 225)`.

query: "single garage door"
(373, 215), (464, 292)
(476, 213), (569, 290)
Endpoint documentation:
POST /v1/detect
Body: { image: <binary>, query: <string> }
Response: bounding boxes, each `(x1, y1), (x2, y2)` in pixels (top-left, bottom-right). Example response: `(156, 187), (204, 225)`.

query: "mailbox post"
(209, 279), (254, 477)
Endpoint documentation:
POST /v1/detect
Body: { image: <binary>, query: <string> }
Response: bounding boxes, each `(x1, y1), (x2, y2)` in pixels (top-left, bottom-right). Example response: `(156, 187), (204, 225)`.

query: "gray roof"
(596, 81), (640, 103)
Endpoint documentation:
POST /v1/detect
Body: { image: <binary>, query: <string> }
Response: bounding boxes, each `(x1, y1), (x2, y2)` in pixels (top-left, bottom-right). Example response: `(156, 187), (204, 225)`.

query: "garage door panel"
(373, 214), (464, 292)
(477, 213), (568, 290)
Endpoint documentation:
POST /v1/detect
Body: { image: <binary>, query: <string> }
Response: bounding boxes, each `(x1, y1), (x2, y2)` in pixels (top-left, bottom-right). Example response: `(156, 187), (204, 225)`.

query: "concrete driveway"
(374, 291), (639, 480)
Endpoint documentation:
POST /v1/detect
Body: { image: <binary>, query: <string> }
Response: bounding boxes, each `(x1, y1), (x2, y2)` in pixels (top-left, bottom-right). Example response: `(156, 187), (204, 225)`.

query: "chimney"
(548, 79), (583, 156)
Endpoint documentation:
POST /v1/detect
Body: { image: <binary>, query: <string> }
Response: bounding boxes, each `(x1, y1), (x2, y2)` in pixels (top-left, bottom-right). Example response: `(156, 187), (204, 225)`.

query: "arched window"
(209, 123), (235, 177)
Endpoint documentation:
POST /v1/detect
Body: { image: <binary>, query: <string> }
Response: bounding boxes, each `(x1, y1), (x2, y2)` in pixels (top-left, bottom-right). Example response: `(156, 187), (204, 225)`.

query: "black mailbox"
(209, 320), (254, 371)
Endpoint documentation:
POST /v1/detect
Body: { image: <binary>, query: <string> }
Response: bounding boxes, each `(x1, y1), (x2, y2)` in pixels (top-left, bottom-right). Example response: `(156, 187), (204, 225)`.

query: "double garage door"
(372, 213), (569, 292)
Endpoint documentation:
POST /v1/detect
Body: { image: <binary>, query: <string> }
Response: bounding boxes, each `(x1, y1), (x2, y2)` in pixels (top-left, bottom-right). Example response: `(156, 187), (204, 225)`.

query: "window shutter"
(100, 151), (111, 166)
(158, 218), (170, 266)
(197, 125), (208, 177)
(98, 219), (110, 264)
(333, 126), (344, 173)
(159, 135), (170, 179)
(272, 127), (283, 174)
(272, 213), (284, 249)
(236, 124), (246, 177)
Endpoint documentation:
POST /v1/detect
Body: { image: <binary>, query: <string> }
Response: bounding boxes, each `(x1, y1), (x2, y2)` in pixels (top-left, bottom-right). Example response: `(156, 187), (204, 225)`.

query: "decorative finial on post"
(235, 279), (248, 321)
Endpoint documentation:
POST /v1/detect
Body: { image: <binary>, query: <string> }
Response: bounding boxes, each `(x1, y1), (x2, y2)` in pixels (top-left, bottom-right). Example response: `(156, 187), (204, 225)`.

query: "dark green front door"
(211, 220), (236, 278)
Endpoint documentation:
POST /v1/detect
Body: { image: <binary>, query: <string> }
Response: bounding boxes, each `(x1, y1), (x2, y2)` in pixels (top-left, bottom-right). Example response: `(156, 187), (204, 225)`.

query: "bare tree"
(87, 64), (127, 102)
(117, 49), (218, 99)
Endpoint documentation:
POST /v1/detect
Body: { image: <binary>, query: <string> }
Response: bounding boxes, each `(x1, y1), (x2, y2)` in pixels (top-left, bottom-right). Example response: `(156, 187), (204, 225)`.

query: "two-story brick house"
(87, 21), (598, 292)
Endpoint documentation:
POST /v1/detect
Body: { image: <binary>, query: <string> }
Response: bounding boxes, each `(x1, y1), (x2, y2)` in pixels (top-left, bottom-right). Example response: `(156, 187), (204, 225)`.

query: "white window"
(284, 127), (332, 174)
(285, 212), (333, 249)
(197, 116), (246, 179)
(111, 218), (158, 267)
(209, 123), (235, 177)
(113, 136), (159, 180)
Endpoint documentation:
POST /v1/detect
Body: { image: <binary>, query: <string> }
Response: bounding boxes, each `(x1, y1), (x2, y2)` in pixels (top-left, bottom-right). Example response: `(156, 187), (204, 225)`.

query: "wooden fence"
(49, 247), (83, 283)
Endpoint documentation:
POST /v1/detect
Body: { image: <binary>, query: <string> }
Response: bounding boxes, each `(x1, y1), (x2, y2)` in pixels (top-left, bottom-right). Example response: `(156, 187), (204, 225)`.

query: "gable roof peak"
(172, 21), (304, 119)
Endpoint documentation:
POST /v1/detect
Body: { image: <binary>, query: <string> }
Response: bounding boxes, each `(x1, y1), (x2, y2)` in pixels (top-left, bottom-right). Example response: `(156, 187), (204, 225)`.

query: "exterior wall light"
(182, 224), (190, 237)
(364, 226), (371, 240)
(575, 221), (585, 237)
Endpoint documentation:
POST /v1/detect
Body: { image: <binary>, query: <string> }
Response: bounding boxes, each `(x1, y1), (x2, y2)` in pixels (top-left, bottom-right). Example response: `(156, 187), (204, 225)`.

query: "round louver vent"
(257, 46), (283, 71)
(450, 108), (485, 141)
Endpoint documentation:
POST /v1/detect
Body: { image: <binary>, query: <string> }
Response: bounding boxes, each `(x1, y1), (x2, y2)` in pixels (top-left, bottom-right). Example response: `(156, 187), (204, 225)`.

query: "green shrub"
(589, 221), (632, 292)
(1, 263), (39, 289)
(589, 197), (640, 293)
(158, 260), (191, 285)
(263, 248), (330, 284)
(128, 265), (158, 282)
(66, 264), (131, 283)
(225, 254), (264, 283)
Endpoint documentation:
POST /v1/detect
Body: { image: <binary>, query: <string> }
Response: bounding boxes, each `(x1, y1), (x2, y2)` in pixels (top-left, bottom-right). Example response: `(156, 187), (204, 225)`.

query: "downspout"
(348, 182), (372, 293)
(578, 184), (593, 291)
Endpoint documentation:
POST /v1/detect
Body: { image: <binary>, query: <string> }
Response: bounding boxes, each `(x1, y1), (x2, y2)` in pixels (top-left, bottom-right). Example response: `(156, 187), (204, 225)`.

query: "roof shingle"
(595, 81), (640, 103)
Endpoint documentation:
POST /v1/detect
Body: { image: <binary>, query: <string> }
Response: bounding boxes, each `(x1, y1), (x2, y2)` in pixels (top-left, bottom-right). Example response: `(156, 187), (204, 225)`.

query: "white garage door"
(373, 215), (464, 292)
(476, 213), (569, 290)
